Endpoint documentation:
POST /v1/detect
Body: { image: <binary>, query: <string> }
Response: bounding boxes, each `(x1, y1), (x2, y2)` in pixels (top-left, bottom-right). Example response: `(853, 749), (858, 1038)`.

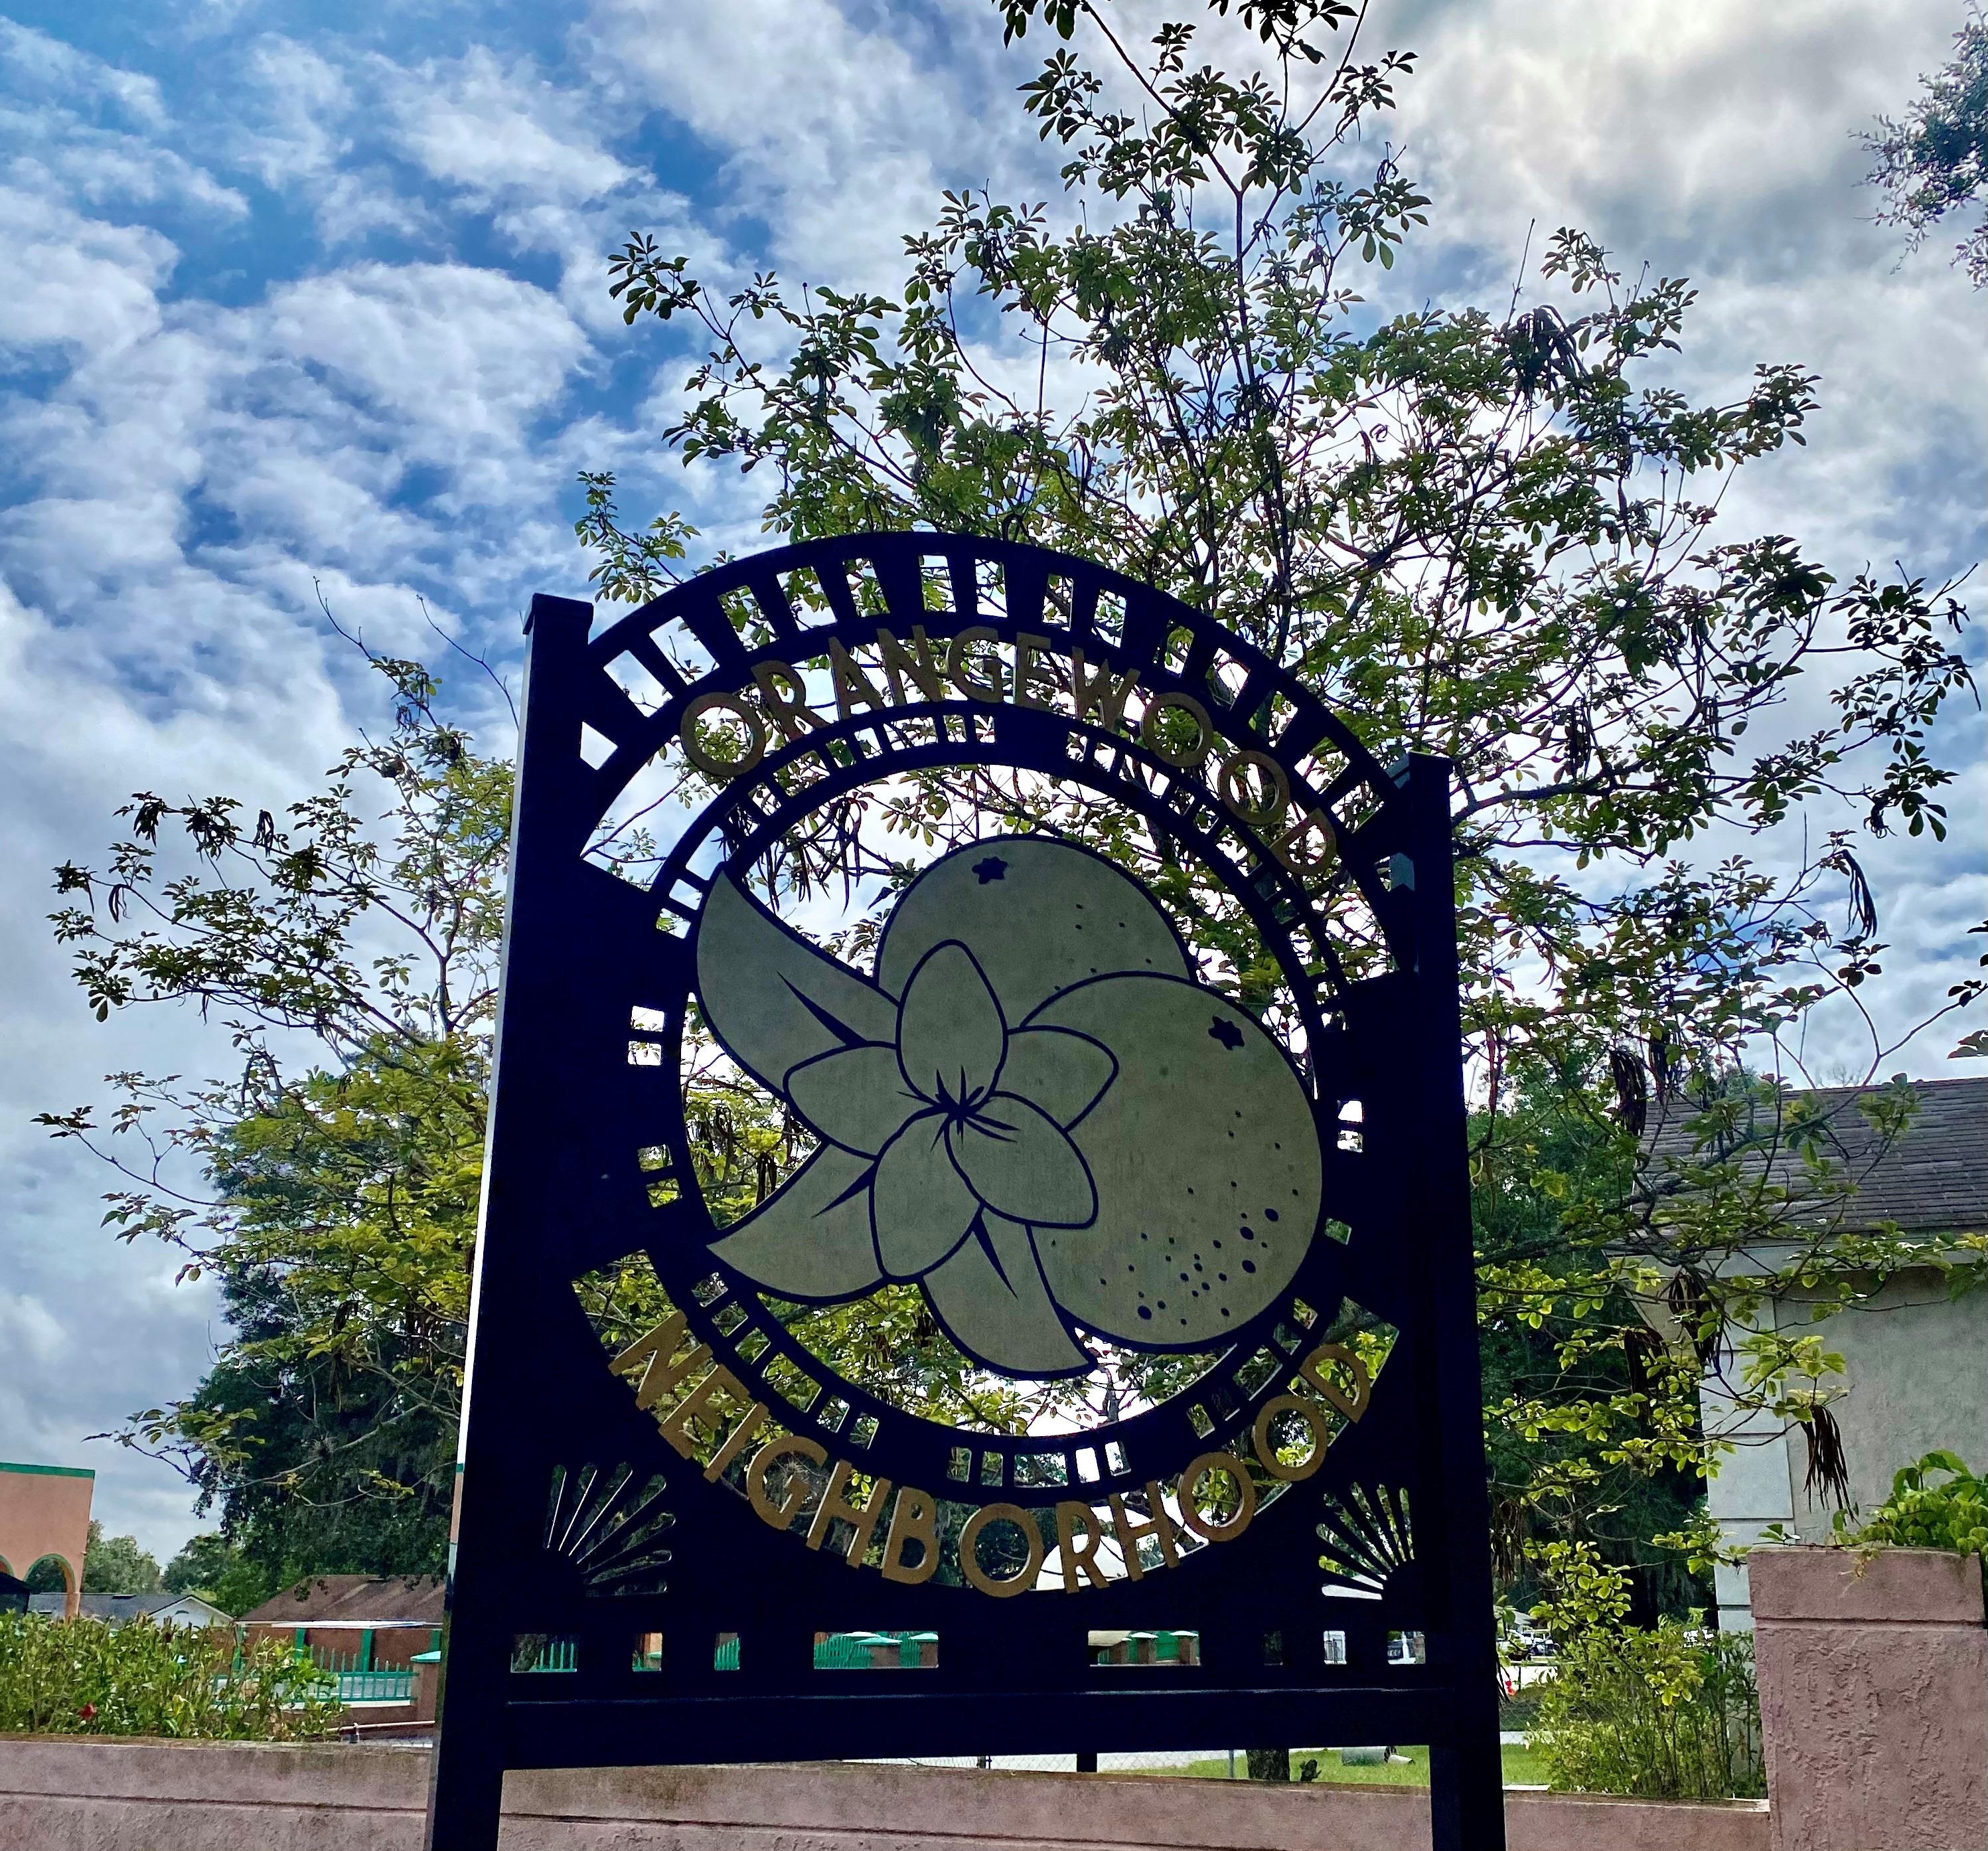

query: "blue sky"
(0, 0), (1981, 1563)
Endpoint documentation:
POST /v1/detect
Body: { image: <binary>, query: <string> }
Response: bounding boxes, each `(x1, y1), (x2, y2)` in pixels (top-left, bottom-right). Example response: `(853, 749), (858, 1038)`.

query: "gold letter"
(806, 1459), (894, 1566)
(947, 625), (1006, 702)
(703, 1403), (769, 1483)
(1177, 1452), (1258, 1542)
(677, 691), (767, 781)
(1301, 1342), (1372, 1421)
(827, 638), (889, 722)
(1012, 633), (1059, 710)
(1055, 1501), (1109, 1591)
(960, 1502), (1045, 1598)
(656, 1365), (753, 1461)
(1217, 749), (1290, 831)
(1138, 691), (1214, 769)
(1272, 807), (1337, 874)
(879, 1485), (940, 1585)
(1251, 1394), (1334, 1483)
(1067, 651), (1139, 734)
(751, 661), (828, 741)
(875, 625), (947, 704)
(1109, 1484), (1181, 1580)
(609, 1314), (708, 1413)
(745, 1435), (827, 1531)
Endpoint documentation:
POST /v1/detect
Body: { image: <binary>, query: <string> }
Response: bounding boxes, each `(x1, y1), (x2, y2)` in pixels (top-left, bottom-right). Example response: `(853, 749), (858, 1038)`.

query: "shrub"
(0, 1613), (344, 1739)
(1833, 1450), (1988, 1558)
(1535, 1619), (1764, 1800)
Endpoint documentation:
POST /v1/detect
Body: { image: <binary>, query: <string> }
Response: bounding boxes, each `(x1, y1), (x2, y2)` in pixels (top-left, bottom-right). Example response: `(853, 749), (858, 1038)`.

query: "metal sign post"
(423, 532), (1503, 1850)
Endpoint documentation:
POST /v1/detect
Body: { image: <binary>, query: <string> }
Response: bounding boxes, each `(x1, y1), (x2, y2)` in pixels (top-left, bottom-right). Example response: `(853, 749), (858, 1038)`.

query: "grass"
(1162, 1744), (1551, 1787)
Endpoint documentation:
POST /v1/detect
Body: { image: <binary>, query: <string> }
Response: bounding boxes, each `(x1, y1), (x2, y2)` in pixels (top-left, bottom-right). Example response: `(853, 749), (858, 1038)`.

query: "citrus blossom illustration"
(695, 837), (1323, 1377)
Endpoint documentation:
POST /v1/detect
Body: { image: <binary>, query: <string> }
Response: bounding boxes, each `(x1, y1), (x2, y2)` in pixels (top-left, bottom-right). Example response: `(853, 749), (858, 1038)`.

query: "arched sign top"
(560, 531), (1422, 1003)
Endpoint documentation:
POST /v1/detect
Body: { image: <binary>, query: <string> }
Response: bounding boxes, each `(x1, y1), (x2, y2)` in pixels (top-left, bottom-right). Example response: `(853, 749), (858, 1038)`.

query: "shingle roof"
(239, 1573), (445, 1625)
(27, 1591), (234, 1623)
(1645, 1074), (1986, 1237)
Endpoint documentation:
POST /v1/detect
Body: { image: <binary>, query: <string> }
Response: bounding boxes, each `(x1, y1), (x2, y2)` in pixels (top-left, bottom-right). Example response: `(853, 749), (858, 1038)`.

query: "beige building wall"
(1704, 1271), (1988, 1629)
(0, 1462), (94, 1619)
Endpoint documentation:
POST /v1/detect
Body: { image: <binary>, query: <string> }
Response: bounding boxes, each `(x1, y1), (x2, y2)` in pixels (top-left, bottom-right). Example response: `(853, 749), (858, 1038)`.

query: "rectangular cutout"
(1090, 1629), (1199, 1668)
(632, 1632), (664, 1672)
(814, 1630), (939, 1670)
(1323, 1630), (1347, 1664)
(1074, 1447), (1101, 1483)
(630, 1005), (670, 1034)
(1388, 1631), (1426, 1665)
(606, 652), (671, 714)
(762, 1355), (820, 1411)
(947, 1446), (972, 1483)
(516, 1636), (577, 1674)
(1094, 590), (1126, 644)
(974, 558), (1006, 623)
(978, 1451), (1004, 1487)
(781, 566), (828, 617)
(714, 1633), (740, 1672)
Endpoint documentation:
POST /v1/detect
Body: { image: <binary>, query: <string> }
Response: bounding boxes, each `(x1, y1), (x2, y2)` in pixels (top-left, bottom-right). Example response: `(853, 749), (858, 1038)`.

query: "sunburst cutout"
(1318, 1482), (1413, 1601)
(544, 1463), (676, 1597)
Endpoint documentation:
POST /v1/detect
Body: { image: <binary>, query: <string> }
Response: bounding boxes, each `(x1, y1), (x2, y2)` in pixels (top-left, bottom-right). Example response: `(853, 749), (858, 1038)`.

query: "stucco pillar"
(1750, 1545), (1987, 1851)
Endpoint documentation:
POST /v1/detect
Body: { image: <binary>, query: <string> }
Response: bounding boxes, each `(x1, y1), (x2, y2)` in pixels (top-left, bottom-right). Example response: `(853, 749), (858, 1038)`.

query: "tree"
(162, 1533), (273, 1619)
(1864, 8), (1988, 287)
(41, 649), (504, 1590)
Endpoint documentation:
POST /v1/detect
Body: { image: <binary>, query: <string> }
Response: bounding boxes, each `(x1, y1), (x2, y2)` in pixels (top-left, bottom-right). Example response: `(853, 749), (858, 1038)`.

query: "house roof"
(239, 1573), (445, 1626)
(1645, 1074), (1987, 1238)
(28, 1591), (234, 1624)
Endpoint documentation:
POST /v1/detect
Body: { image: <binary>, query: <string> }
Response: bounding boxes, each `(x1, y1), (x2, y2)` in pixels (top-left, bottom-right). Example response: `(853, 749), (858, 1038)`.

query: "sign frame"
(423, 532), (1504, 1850)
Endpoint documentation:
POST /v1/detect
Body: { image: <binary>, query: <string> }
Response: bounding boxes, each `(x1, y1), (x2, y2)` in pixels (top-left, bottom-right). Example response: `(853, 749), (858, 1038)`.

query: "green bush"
(0, 1613), (344, 1739)
(1833, 1451), (1988, 1558)
(1535, 1619), (1764, 1801)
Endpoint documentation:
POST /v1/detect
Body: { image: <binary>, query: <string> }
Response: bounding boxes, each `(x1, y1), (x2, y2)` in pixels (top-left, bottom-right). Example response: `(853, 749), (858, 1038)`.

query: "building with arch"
(0, 1461), (93, 1619)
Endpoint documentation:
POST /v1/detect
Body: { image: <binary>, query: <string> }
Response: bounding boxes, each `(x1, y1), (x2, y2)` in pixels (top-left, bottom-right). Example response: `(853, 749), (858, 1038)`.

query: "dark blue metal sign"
(424, 532), (1503, 1849)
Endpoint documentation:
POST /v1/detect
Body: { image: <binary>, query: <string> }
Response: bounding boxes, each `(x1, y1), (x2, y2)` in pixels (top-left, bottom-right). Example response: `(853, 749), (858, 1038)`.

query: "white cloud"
(0, 20), (169, 131)
(0, 185), (176, 360)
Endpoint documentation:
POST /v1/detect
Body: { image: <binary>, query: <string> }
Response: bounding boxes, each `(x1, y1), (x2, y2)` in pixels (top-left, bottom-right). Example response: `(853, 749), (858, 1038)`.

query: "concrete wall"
(0, 1464), (92, 1622)
(1703, 1271), (1988, 1629)
(0, 1739), (1772, 1851)
(1750, 1546), (1987, 1851)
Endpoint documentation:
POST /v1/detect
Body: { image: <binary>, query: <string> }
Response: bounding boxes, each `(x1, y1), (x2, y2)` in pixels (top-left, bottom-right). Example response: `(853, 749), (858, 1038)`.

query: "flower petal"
(923, 1215), (1091, 1378)
(896, 941), (1006, 1108)
(876, 835), (1188, 1019)
(698, 876), (899, 1094)
(710, 1145), (883, 1302)
(998, 1026), (1116, 1129)
(871, 1109), (980, 1279)
(785, 1044), (923, 1157)
(949, 1093), (1097, 1229)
